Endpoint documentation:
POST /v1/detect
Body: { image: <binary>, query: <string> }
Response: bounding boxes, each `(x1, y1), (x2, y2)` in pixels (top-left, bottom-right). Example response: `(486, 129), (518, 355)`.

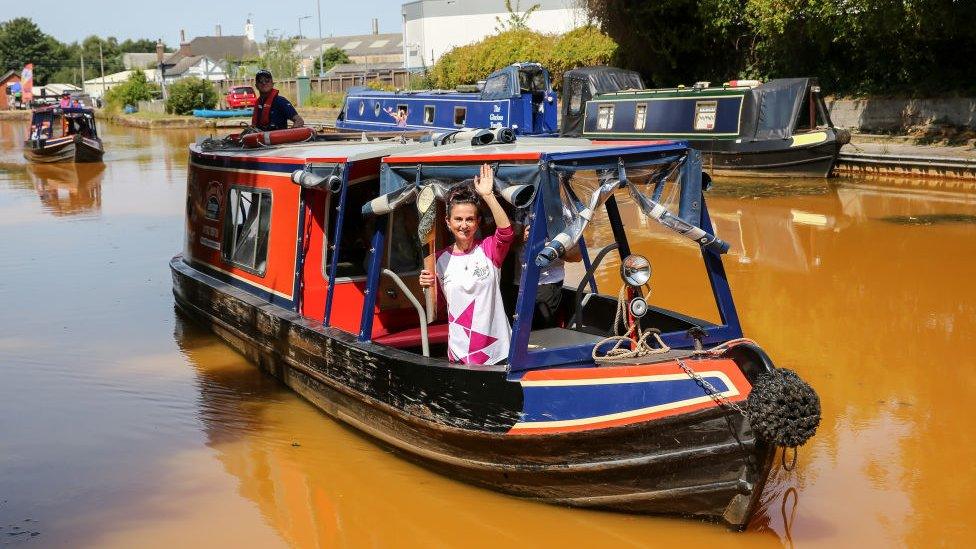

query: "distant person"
(59, 93), (71, 108)
(384, 105), (408, 127)
(251, 69), (305, 131)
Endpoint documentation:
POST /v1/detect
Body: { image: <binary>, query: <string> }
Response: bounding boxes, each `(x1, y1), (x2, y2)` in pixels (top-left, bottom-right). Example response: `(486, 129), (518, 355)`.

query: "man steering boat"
(252, 69), (305, 131)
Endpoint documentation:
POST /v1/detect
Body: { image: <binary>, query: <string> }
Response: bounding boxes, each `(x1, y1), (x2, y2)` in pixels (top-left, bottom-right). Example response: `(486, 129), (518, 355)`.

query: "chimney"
(179, 29), (191, 55)
(372, 18), (379, 35)
(216, 24), (222, 37)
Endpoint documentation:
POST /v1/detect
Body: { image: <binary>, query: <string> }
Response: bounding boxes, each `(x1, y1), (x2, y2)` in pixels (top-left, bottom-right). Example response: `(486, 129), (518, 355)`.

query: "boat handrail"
(569, 243), (620, 330)
(381, 269), (429, 357)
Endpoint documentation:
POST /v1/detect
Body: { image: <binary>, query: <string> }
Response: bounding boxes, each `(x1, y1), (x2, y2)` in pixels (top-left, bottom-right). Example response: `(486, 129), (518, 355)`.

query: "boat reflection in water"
(27, 161), (104, 216)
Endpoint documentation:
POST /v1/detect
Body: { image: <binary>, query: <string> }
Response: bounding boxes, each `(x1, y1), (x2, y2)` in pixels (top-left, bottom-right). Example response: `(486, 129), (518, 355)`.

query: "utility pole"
(80, 53), (85, 85)
(316, 0), (323, 77)
(98, 43), (106, 101)
(298, 15), (311, 40)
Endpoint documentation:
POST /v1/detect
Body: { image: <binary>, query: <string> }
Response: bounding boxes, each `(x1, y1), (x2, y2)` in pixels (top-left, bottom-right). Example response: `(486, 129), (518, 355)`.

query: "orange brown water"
(1, 120), (974, 547)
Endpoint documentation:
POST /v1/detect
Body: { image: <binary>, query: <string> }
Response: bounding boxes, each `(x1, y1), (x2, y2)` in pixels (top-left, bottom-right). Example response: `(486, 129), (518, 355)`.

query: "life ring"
(241, 127), (315, 148)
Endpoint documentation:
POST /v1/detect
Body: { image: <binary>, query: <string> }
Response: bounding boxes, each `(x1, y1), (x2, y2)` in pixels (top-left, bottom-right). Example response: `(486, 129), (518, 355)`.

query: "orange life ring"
(241, 127), (315, 148)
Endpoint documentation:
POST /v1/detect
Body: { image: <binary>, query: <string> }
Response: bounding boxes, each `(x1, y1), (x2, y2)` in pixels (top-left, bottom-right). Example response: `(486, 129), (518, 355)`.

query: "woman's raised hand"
(419, 269), (435, 288)
(474, 163), (494, 197)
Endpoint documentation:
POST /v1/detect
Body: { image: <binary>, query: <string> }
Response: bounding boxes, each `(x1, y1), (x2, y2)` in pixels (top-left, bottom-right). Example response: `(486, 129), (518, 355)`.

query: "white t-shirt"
(436, 226), (514, 365)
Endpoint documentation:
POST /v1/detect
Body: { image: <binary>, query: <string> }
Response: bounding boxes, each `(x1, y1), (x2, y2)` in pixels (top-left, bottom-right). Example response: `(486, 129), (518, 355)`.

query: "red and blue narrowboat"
(171, 127), (819, 528)
(23, 106), (104, 163)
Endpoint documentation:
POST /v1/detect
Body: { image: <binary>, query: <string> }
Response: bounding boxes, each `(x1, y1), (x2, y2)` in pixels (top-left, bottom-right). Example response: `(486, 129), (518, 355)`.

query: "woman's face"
(447, 203), (480, 245)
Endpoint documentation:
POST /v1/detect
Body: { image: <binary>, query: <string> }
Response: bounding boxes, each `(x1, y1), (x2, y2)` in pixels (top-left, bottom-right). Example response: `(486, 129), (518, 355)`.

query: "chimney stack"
(216, 24), (222, 37)
(372, 18), (379, 35)
(179, 29), (191, 56)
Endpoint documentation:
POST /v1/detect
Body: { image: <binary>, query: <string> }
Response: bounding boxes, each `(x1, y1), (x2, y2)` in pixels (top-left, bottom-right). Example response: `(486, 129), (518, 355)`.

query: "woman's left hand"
(474, 163), (494, 197)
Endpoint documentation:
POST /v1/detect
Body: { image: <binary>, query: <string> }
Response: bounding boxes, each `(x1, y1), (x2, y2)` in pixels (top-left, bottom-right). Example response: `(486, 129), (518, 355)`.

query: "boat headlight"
(621, 254), (651, 287)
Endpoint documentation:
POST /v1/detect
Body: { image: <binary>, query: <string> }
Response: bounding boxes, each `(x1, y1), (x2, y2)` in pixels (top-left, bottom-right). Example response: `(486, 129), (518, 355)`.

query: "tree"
(259, 34), (299, 78)
(166, 76), (217, 114)
(495, 0), (542, 32)
(104, 69), (159, 110)
(313, 47), (351, 75)
(0, 18), (59, 83)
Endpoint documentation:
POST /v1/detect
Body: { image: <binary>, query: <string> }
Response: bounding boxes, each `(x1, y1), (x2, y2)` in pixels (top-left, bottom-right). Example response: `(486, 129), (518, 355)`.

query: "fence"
(216, 69), (412, 103)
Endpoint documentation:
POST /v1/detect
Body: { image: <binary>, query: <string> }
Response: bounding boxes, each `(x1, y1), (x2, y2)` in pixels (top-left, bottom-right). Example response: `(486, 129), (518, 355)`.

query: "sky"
(4, 0), (406, 45)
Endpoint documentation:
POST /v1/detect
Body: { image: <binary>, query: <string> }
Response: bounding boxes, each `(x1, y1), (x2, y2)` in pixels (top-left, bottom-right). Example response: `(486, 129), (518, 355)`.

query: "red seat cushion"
(374, 323), (450, 349)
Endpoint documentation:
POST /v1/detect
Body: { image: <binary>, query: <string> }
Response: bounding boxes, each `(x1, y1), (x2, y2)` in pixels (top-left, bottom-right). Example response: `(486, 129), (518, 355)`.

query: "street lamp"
(316, 0), (324, 77)
(298, 15), (311, 39)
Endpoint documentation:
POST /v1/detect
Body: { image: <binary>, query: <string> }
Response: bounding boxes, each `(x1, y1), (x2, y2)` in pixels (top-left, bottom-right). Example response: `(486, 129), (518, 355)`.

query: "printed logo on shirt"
(472, 261), (490, 281)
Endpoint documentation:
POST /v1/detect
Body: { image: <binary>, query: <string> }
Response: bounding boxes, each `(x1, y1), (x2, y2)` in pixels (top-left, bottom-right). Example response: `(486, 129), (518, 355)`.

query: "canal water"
(1, 120), (974, 547)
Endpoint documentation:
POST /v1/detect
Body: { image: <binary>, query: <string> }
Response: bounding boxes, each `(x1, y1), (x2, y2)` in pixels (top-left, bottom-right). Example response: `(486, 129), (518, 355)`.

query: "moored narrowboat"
(171, 127), (820, 528)
(335, 63), (557, 136)
(23, 106), (104, 163)
(561, 67), (850, 178)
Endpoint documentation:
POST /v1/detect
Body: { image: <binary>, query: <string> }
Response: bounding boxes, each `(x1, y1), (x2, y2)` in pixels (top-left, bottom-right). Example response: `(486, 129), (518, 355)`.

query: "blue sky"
(6, 0), (406, 45)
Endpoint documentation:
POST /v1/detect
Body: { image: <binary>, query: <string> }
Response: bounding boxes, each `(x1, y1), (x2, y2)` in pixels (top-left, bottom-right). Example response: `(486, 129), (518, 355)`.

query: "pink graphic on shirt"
(447, 298), (500, 364)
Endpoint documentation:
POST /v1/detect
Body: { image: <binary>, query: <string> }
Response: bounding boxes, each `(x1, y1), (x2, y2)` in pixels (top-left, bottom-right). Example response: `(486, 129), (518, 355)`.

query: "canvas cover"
(561, 67), (645, 137)
(745, 78), (812, 140)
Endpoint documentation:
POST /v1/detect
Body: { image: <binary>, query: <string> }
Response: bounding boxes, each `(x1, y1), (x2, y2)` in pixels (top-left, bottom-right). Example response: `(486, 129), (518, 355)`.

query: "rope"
(592, 286), (671, 362)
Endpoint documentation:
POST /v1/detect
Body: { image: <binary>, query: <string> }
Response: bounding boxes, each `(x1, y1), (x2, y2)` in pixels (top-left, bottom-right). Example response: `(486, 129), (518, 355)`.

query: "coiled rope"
(592, 286), (670, 362)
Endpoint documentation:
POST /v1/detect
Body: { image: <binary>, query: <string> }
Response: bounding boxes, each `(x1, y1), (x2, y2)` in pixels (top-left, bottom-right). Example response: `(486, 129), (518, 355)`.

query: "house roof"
(186, 35), (259, 60)
(326, 62), (406, 75)
(294, 33), (403, 59)
(122, 53), (160, 70)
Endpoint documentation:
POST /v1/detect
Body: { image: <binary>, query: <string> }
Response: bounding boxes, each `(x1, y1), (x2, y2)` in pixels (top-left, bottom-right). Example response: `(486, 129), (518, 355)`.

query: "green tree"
(104, 69), (159, 110)
(165, 76), (217, 114)
(313, 47), (351, 75)
(259, 34), (299, 78)
(0, 18), (60, 83)
(495, 1), (542, 32)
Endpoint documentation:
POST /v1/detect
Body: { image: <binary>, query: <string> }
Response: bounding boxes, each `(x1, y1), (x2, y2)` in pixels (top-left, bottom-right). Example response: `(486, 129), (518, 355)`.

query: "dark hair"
(446, 183), (481, 217)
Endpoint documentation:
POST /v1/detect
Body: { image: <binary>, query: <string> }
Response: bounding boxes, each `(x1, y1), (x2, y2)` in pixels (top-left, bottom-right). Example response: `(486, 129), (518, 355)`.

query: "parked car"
(225, 86), (257, 109)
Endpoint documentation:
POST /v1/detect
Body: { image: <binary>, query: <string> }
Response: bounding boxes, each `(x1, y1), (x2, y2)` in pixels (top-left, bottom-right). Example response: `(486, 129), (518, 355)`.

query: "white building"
(83, 70), (162, 100)
(401, 0), (585, 70)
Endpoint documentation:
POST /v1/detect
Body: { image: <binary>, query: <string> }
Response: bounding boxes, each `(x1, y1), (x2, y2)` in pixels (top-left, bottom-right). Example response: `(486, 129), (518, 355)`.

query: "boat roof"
(189, 139), (431, 165)
(382, 137), (681, 164)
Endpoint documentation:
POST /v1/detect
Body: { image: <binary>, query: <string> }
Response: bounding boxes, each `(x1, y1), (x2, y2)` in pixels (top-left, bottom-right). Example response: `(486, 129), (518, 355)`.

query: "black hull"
(692, 139), (840, 178)
(23, 135), (104, 163)
(171, 256), (775, 528)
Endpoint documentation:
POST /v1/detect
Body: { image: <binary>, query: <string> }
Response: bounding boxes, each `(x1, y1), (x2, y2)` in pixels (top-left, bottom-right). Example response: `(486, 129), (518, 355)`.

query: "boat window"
(358, 100), (365, 116)
(454, 106), (466, 127)
(794, 89), (829, 131)
(388, 206), (423, 273)
(596, 105), (615, 130)
(693, 101), (717, 131)
(223, 187), (272, 275)
(483, 73), (510, 97)
(323, 182), (379, 280)
(518, 68), (547, 93)
(423, 105), (435, 125)
(634, 104), (647, 130)
(374, 101), (381, 117)
(568, 78), (584, 115)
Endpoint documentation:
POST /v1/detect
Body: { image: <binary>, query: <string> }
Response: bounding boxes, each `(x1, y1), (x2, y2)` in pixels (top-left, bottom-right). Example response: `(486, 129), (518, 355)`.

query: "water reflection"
(27, 162), (103, 216)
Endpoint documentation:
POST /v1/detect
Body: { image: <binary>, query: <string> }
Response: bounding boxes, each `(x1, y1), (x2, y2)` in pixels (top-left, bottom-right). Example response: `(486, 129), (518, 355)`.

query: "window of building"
(454, 106), (466, 127)
(223, 187), (272, 275)
(596, 105), (615, 130)
(424, 105), (435, 125)
(634, 104), (647, 130)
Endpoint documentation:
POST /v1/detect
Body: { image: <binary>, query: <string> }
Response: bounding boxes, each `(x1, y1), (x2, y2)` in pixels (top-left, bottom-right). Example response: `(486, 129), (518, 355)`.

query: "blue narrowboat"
(336, 63), (558, 136)
(560, 67), (851, 178)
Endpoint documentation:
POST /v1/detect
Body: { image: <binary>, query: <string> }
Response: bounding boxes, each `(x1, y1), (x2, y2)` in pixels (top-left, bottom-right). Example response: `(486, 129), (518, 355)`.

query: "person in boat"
(383, 105), (408, 127)
(418, 165), (514, 365)
(59, 93), (71, 109)
(251, 69), (305, 131)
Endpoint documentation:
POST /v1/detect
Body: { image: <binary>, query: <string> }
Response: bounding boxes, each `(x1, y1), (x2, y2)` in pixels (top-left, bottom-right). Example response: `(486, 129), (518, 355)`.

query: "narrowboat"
(335, 63), (557, 136)
(560, 67), (851, 178)
(23, 106), (104, 163)
(171, 127), (819, 528)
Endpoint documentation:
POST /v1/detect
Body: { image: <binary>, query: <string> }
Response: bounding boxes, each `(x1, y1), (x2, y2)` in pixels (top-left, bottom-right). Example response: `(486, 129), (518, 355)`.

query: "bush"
(306, 92), (345, 108)
(430, 27), (617, 90)
(104, 69), (159, 111)
(165, 77), (218, 115)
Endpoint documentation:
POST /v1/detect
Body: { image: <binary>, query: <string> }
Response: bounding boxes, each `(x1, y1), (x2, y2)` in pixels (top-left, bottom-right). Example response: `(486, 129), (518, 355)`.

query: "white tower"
(244, 18), (255, 41)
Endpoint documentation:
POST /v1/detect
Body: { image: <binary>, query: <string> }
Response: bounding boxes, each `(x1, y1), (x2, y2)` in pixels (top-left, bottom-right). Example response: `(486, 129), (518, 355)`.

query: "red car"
(225, 86), (257, 108)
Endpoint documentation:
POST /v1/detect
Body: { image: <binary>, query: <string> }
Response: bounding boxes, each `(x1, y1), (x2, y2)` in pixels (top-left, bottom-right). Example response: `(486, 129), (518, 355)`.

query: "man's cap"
(255, 69), (273, 80)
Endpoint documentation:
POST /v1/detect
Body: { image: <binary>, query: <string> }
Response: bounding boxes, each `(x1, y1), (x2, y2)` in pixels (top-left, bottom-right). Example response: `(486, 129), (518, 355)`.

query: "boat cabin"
(184, 132), (743, 372)
(336, 63), (558, 136)
(27, 106), (99, 143)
